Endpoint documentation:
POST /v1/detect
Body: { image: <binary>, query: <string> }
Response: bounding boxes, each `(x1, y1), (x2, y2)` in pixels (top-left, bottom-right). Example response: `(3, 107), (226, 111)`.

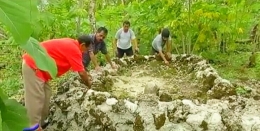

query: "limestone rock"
(143, 82), (159, 95)
(159, 92), (172, 102)
(10, 54), (260, 131)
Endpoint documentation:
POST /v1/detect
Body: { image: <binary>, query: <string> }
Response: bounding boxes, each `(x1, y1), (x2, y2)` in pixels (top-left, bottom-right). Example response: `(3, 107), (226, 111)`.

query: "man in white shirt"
(113, 20), (139, 58)
(151, 28), (172, 65)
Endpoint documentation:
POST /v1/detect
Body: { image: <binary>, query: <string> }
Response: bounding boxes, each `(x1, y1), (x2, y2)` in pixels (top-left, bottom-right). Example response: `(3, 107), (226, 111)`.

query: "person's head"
(77, 35), (92, 52)
(95, 27), (108, 42)
(123, 20), (130, 32)
(161, 28), (170, 41)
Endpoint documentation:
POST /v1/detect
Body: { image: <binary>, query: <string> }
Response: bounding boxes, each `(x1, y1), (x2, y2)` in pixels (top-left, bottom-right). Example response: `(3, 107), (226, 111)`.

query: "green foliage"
(97, 0), (260, 54)
(0, 0), (57, 77)
(210, 52), (260, 80)
(0, 44), (22, 96)
(0, 88), (8, 100)
(0, 88), (29, 131)
(1, 98), (30, 131)
(0, 111), (2, 131)
(0, 0), (62, 130)
(0, 0), (260, 129)
(0, 0), (35, 44)
(36, 0), (91, 40)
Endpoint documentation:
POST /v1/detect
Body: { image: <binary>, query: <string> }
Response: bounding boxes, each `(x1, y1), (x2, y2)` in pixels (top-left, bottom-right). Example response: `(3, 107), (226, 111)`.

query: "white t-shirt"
(152, 34), (172, 51)
(115, 28), (136, 49)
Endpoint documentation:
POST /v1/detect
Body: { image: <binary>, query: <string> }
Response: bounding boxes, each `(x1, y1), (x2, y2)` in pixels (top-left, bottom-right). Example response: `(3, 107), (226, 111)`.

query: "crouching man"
(22, 35), (92, 130)
(151, 28), (172, 65)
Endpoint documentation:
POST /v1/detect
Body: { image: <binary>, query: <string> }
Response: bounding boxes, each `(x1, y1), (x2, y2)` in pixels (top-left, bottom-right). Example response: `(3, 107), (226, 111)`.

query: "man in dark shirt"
(83, 27), (117, 71)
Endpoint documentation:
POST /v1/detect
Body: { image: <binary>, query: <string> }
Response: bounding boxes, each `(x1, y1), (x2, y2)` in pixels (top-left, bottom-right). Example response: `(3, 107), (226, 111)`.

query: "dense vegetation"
(0, 0), (260, 130)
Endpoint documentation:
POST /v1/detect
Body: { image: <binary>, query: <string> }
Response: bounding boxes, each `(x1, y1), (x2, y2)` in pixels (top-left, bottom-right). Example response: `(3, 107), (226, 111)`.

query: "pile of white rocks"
(15, 54), (260, 131)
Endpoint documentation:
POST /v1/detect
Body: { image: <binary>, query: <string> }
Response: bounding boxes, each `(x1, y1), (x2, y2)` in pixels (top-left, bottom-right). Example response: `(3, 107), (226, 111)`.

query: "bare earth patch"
(110, 61), (203, 101)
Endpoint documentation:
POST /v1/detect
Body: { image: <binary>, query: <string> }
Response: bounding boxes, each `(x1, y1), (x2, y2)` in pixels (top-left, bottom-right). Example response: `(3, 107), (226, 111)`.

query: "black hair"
(97, 27), (108, 34)
(77, 35), (92, 47)
(123, 20), (130, 26)
(161, 28), (170, 38)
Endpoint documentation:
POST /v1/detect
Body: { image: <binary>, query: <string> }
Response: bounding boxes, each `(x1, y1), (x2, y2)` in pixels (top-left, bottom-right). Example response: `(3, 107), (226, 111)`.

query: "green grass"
(211, 52), (260, 81)
(0, 46), (22, 96)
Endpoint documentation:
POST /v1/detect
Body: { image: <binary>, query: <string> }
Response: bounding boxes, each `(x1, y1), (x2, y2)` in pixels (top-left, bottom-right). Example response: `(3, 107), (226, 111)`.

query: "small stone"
(159, 92), (172, 102)
(143, 82), (159, 95)
(253, 95), (260, 100)
(106, 98), (118, 106)
(124, 99), (138, 113)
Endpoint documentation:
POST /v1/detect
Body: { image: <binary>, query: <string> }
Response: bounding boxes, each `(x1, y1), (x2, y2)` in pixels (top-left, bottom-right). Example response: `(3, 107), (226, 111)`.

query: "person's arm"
(158, 50), (167, 62)
(132, 39), (138, 49)
(132, 39), (138, 54)
(78, 71), (92, 88)
(105, 54), (113, 67)
(113, 39), (118, 55)
(101, 42), (115, 68)
(89, 51), (100, 69)
(66, 48), (92, 88)
(130, 30), (138, 53)
(113, 30), (120, 56)
(156, 41), (168, 64)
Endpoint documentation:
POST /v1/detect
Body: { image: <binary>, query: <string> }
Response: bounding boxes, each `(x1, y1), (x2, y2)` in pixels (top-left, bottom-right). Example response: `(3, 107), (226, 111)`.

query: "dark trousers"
(117, 47), (134, 58)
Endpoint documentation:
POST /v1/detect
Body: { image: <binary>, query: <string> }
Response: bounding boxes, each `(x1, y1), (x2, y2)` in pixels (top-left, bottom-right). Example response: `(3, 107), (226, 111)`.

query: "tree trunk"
(76, 0), (84, 35)
(89, 0), (96, 33)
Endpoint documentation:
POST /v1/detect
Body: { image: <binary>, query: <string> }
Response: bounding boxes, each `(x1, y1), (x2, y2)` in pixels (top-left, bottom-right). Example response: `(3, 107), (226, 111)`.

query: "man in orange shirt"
(22, 35), (92, 129)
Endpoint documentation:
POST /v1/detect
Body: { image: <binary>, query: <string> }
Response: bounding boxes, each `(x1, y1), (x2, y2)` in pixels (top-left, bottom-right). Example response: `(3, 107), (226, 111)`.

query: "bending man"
(22, 35), (92, 129)
(151, 28), (172, 65)
(82, 27), (117, 71)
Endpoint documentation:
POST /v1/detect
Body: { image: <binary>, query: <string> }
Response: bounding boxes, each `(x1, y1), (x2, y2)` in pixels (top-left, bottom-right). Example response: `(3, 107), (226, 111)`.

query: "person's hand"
(86, 80), (92, 89)
(164, 60), (169, 65)
(135, 47), (139, 54)
(86, 74), (92, 88)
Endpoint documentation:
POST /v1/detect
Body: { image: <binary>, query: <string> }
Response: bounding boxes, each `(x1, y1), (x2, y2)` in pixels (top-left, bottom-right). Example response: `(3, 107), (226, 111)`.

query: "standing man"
(22, 35), (93, 130)
(82, 27), (117, 71)
(151, 28), (172, 65)
(113, 20), (139, 58)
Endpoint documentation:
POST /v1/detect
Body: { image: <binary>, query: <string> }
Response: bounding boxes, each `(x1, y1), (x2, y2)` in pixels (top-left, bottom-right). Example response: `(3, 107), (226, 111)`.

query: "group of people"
(112, 20), (172, 64)
(21, 20), (172, 130)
